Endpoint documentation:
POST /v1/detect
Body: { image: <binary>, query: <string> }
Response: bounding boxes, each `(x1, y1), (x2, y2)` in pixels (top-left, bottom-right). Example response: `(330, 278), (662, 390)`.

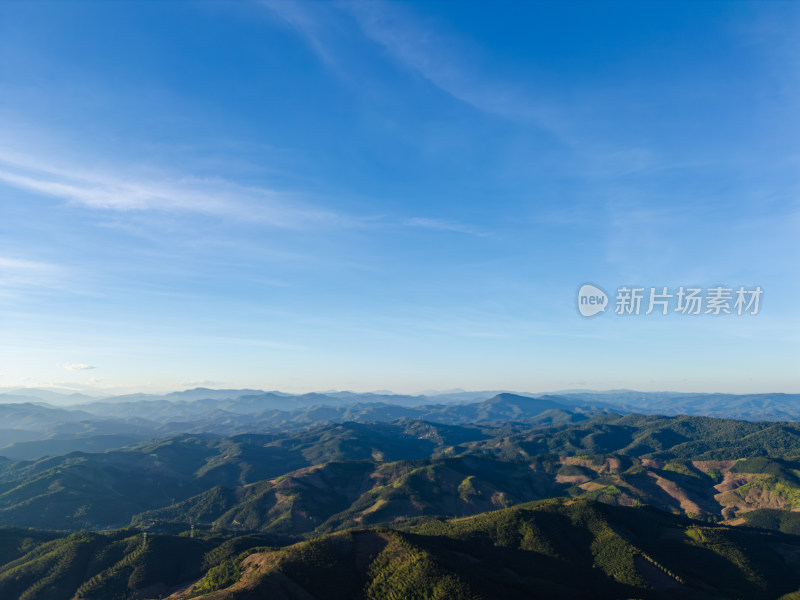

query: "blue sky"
(0, 1), (797, 395)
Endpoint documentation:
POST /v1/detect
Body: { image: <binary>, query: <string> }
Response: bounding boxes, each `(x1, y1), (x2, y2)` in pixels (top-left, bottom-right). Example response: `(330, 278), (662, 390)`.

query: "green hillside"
(0, 528), (279, 600)
(6, 414), (800, 532)
(3, 411), (800, 597)
(3, 499), (800, 600)
(175, 499), (800, 600)
(0, 422), (482, 530)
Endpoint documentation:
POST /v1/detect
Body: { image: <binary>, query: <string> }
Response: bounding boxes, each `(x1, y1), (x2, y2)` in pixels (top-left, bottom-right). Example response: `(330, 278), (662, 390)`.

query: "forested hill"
(3, 499), (800, 600)
(2, 411), (800, 598)
(3, 414), (800, 532)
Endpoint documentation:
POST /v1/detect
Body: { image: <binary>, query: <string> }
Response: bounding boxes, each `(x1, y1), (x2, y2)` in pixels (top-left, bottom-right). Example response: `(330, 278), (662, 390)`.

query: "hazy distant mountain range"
(1, 388), (799, 461)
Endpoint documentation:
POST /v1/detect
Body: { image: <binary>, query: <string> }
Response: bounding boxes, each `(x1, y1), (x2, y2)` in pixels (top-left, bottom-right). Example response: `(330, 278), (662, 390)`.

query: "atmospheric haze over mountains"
(1, 386), (799, 461)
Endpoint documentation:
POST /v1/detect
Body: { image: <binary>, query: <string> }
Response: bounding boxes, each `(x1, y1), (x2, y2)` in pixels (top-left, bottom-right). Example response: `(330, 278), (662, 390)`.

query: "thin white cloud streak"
(267, 0), (569, 137)
(262, 0), (340, 66)
(262, 0), (684, 180)
(0, 150), (350, 229)
(0, 256), (63, 295)
(0, 257), (54, 271)
(0, 149), (483, 236)
(338, 1), (549, 121)
(338, 2), (678, 183)
(63, 363), (95, 371)
(403, 217), (487, 236)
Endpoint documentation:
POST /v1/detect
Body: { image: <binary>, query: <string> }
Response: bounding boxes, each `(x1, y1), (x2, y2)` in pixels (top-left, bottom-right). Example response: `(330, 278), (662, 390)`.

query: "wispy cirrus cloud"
(0, 256), (63, 294)
(0, 147), (486, 237)
(264, 0), (567, 134)
(63, 363), (95, 371)
(0, 257), (54, 271)
(261, 0), (677, 181)
(338, 1), (550, 121)
(0, 149), (350, 229)
(404, 217), (487, 237)
(262, 0), (341, 66)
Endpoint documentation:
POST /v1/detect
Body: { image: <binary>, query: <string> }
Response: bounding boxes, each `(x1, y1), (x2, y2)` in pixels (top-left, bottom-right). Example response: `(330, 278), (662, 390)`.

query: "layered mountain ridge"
(3, 390), (800, 598)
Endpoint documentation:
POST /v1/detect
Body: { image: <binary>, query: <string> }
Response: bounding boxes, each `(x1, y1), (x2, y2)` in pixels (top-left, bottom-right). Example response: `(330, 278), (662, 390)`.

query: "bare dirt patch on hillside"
(646, 472), (706, 516)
